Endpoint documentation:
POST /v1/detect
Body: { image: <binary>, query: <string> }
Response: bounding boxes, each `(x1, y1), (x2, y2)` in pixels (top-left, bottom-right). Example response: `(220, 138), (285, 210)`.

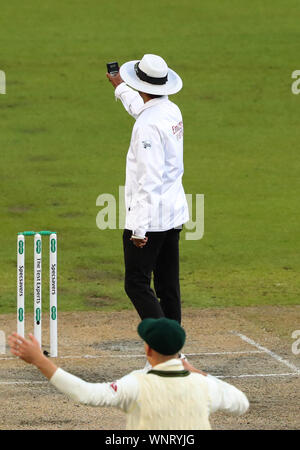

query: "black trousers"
(123, 228), (182, 324)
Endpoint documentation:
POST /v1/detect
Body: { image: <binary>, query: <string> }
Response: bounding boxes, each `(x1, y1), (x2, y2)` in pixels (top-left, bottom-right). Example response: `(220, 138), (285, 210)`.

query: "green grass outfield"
(1, 0), (299, 314)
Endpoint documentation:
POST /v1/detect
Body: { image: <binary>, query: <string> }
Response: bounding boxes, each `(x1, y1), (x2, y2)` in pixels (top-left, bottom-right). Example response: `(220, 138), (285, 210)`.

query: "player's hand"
(8, 332), (43, 365)
(106, 72), (123, 89)
(130, 236), (148, 248)
(182, 358), (207, 376)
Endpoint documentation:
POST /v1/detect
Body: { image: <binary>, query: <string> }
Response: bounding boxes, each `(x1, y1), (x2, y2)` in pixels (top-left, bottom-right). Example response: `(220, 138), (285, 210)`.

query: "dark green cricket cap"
(138, 318), (186, 355)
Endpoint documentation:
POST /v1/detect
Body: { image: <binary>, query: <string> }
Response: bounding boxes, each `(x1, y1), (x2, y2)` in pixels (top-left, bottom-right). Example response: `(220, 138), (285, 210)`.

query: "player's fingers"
(9, 333), (19, 344)
(10, 348), (21, 357)
(12, 333), (27, 344)
(8, 335), (20, 346)
(9, 336), (18, 346)
(9, 341), (23, 353)
(10, 344), (19, 352)
(28, 333), (40, 346)
(9, 343), (17, 352)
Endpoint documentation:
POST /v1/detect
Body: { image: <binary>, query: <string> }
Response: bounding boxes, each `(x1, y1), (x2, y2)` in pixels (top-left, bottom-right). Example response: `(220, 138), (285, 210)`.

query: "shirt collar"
(138, 95), (168, 116)
(151, 358), (184, 371)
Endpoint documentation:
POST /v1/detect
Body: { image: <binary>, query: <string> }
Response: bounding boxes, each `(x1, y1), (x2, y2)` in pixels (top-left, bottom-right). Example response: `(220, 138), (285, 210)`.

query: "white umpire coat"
(50, 359), (249, 430)
(115, 83), (189, 238)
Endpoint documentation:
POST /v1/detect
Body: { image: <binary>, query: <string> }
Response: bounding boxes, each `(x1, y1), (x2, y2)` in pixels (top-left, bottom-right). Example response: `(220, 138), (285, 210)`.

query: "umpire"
(107, 54), (189, 323)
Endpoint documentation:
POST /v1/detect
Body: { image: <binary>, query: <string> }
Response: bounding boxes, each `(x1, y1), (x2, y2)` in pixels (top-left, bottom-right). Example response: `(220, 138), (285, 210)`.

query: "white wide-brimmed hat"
(120, 54), (182, 96)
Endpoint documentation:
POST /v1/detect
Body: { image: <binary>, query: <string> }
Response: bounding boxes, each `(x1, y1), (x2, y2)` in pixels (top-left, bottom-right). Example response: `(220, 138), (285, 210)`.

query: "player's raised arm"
(8, 333), (57, 379)
(50, 369), (138, 411)
(8, 332), (138, 412)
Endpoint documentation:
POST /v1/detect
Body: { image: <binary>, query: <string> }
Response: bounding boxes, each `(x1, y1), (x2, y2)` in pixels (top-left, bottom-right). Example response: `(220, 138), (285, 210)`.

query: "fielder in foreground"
(9, 318), (249, 430)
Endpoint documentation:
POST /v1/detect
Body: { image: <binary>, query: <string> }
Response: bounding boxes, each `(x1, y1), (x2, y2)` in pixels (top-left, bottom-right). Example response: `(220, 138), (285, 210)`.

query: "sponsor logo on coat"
(110, 382), (118, 392)
(142, 140), (151, 149)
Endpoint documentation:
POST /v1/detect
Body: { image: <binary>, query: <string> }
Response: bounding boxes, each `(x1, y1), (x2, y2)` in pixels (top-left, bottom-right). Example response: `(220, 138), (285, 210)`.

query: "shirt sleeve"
(115, 82), (144, 119)
(131, 124), (165, 238)
(204, 374), (249, 416)
(50, 368), (139, 412)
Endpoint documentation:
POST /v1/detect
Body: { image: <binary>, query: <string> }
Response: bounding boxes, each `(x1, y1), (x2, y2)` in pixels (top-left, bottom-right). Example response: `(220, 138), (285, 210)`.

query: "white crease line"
(219, 372), (299, 379)
(0, 372), (298, 385)
(0, 350), (264, 361)
(61, 354), (145, 359)
(0, 381), (47, 385)
(232, 331), (300, 375)
(186, 351), (264, 356)
(60, 350), (264, 359)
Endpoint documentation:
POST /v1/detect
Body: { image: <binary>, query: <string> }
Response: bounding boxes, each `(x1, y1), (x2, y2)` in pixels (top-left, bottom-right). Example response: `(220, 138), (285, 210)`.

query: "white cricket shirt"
(50, 359), (249, 430)
(115, 83), (189, 238)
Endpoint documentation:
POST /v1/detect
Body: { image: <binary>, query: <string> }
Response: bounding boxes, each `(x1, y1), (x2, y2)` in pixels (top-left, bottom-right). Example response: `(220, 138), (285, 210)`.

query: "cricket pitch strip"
(0, 306), (299, 430)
